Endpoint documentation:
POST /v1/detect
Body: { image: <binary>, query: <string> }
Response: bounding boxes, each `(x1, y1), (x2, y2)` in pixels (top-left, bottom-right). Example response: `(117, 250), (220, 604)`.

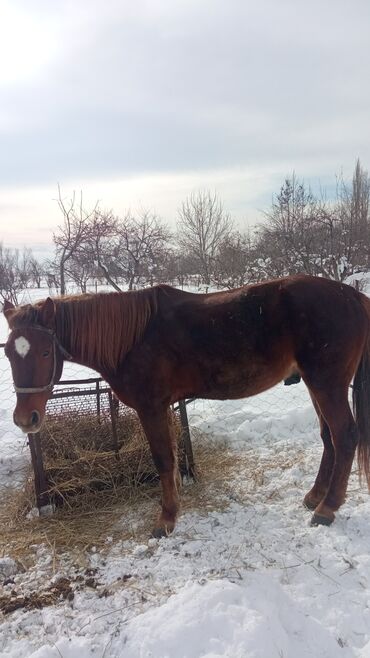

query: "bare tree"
(168, 252), (199, 288)
(116, 211), (172, 289)
(253, 165), (370, 282)
(254, 174), (348, 280)
(177, 191), (232, 285)
(17, 248), (36, 288)
(53, 186), (96, 294)
(67, 251), (97, 293)
(83, 209), (173, 291)
(0, 244), (34, 304)
(213, 231), (254, 288)
(260, 175), (322, 276)
(83, 210), (121, 291)
(43, 262), (60, 294)
(351, 159), (369, 239)
(334, 159), (370, 272)
(29, 255), (44, 288)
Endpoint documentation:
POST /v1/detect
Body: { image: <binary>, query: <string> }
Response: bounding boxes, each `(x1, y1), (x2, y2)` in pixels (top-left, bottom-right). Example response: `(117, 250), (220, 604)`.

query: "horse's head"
(3, 297), (64, 433)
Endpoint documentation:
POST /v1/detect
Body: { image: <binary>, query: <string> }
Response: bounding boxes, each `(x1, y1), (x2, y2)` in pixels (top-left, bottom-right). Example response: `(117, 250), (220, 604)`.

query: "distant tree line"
(1, 159), (369, 303)
(0, 244), (43, 304)
(255, 160), (370, 283)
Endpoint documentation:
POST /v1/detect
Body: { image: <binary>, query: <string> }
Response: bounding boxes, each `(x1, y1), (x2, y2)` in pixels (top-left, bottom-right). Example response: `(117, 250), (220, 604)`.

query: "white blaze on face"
(14, 336), (31, 358)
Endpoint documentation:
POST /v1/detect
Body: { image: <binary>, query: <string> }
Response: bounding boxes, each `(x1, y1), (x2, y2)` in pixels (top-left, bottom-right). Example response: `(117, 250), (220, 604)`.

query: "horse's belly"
(198, 357), (297, 400)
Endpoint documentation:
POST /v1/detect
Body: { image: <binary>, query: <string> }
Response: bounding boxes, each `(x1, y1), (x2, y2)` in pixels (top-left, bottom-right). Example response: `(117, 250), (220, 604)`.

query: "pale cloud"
(1, 0), (370, 248)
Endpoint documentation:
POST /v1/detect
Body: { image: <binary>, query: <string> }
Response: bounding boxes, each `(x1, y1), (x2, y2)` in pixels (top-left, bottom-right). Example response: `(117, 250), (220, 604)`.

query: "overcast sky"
(1, 0), (370, 254)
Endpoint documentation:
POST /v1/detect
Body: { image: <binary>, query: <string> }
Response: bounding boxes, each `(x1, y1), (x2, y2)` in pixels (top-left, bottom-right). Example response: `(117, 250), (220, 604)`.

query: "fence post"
(28, 432), (51, 510)
(96, 380), (101, 422)
(178, 400), (196, 479)
(108, 391), (120, 459)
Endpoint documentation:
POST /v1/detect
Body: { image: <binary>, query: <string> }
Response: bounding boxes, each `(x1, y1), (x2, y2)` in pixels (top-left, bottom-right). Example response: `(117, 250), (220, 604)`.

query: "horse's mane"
(9, 289), (159, 372)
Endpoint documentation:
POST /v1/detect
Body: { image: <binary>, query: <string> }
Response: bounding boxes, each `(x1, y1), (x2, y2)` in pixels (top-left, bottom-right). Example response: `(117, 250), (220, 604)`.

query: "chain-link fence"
(186, 383), (315, 447)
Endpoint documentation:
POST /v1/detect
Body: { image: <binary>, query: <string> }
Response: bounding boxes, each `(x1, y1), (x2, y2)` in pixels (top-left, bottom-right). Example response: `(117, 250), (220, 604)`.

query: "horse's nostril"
(31, 410), (40, 426)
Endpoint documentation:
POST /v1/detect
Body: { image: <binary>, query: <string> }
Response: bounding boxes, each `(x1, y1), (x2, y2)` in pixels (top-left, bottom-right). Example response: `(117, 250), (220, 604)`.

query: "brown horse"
(3, 275), (370, 536)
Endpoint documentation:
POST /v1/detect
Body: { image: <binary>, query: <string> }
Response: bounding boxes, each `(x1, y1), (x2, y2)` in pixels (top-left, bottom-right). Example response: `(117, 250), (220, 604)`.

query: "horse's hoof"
(310, 513), (334, 527)
(151, 526), (167, 538)
(151, 523), (174, 539)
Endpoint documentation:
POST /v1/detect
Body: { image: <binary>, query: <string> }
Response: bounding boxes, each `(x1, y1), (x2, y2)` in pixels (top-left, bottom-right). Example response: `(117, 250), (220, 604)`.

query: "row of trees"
(0, 244), (44, 304)
(257, 160), (370, 282)
(1, 160), (369, 303)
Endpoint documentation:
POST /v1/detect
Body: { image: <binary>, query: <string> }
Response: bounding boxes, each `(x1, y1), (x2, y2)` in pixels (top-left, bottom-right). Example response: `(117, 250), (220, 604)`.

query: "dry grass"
(0, 408), (244, 563)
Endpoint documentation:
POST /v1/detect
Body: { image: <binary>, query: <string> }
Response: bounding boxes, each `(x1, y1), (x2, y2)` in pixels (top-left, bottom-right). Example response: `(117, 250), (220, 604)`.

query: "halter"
(13, 325), (73, 394)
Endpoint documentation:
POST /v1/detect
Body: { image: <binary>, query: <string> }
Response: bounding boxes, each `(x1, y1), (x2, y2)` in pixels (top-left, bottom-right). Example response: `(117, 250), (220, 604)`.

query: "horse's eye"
(43, 350), (50, 358)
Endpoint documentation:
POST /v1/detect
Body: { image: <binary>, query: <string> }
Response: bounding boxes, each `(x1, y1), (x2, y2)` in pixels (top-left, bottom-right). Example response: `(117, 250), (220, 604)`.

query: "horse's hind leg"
(137, 406), (179, 538)
(305, 386), (358, 526)
(303, 396), (334, 511)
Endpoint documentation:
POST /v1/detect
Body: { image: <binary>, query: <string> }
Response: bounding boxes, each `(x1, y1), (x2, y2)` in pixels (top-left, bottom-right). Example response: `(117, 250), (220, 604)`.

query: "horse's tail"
(353, 293), (370, 488)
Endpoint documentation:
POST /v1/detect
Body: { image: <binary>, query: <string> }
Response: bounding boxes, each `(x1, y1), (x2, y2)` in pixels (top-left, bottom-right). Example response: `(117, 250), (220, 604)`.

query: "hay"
(39, 408), (180, 502)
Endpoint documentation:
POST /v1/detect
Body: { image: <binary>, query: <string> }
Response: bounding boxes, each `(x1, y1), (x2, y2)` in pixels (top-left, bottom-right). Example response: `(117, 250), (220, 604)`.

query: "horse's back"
(155, 275), (367, 356)
(156, 275), (369, 389)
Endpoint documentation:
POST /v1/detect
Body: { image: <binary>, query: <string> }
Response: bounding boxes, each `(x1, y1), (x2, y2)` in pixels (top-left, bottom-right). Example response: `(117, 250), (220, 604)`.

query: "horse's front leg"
(137, 406), (179, 538)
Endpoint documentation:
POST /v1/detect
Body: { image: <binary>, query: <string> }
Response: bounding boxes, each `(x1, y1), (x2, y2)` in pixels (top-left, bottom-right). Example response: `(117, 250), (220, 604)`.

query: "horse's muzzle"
(13, 409), (42, 434)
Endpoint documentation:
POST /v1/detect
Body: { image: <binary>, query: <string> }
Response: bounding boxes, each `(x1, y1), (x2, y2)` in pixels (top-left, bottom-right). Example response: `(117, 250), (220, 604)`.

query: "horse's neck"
(55, 289), (157, 372)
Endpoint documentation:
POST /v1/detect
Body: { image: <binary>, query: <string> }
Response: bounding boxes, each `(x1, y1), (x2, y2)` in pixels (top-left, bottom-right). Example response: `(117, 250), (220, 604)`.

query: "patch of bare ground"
(0, 576), (74, 615)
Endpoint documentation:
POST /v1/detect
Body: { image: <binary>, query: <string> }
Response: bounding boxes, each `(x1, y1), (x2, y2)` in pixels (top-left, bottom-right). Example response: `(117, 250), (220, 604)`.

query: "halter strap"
(13, 325), (73, 395)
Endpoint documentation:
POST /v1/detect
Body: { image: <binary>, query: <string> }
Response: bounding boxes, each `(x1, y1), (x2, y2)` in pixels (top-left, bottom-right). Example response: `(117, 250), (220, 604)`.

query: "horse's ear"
(40, 297), (56, 329)
(3, 300), (15, 323)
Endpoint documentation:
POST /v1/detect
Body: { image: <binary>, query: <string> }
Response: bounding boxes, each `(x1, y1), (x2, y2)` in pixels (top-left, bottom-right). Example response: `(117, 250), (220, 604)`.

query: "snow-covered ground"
(1, 283), (370, 658)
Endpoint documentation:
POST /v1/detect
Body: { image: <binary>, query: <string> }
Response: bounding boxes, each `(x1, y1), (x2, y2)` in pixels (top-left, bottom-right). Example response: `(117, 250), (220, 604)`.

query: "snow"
(1, 284), (370, 657)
